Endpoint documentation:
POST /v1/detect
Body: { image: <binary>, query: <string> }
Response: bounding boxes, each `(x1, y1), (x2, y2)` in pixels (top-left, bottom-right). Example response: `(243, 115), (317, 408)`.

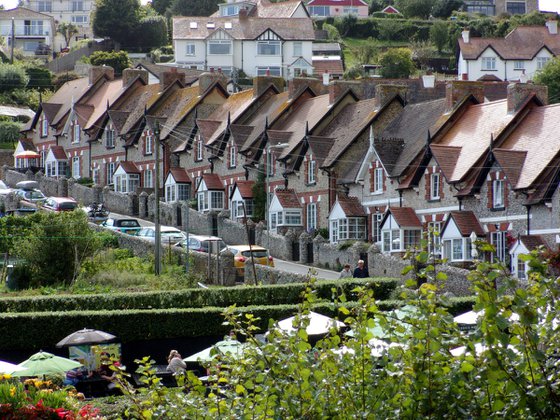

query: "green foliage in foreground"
(535, 57), (560, 105)
(110, 249), (560, 418)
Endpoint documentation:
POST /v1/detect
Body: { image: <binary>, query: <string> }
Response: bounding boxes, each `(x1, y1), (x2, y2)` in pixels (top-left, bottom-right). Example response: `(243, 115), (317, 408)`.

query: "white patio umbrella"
(454, 310), (520, 326)
(184, 339), (247, 363)
(0, 360), (28, 375)
(450, 342), (519, 357)
(56, 328), (117, 347)
(275, 311), (345, 336)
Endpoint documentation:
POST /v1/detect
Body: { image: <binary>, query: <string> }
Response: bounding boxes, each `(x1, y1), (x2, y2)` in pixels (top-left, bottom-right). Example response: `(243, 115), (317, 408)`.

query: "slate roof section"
(337, 195), (366, 217)
(118, 161), (140, 174)
(169, 167), (191, 184)
(198, 120), (223, 143)
(19, 139), (36, 152)
(459, 26), (560, 61)
(312, 42), (342, 54)
(0, 7), (54, 19)
(378, 98), (446, 178)
(41, 103), (62, 124)
(107, 110), (130, 133)
(308, 0), (367, 6)
(255, 0), (307, 17)
(446, 211), (485, 237)
(234, 180), (255, 199)
(275, 189), (301, 208)
(134, 61), (203, 85)
(46, 78), (91, 127)
(173, 17), (315, 41)
(201, 173), (224, 190)
(119, 84), (162, 139)
(50, 145), (67, 160)
(230, 124), (256, 147)
(307, 136), (333, 167)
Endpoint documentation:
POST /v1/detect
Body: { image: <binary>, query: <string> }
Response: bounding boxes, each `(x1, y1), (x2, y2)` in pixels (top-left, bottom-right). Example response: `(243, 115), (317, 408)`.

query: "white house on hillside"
(173, 1), (315, 78)
(458, 20), (560, 82)
(0, 7), (54, 56)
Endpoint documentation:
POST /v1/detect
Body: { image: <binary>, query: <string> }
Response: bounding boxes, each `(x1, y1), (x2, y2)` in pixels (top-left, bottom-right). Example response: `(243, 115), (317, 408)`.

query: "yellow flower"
(9, 386), (16, 397)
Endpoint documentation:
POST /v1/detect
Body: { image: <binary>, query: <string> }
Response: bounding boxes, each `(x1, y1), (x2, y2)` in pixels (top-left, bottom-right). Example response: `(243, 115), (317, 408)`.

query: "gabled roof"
(387, 207), (422, 228)
(41, 77), (90, 128)
(117, 161), (140, 174)
(0, 7), (54, 20)
(459, 26), (560, 60)
(134, 61), (203, 85)
(516, 235), (549, 252)
(107, 110), (130, 133)
(42, 103), (62, 124)
(119, 84), (162, 140)
(312, 57), (344, 77)
(308, 0), (367, 6)
(336, 195), (366, 217)
(255, 0), (308, 17)
(49, 145), (67, 160)
(230, 124), (256, 147)
(18, 139), (36, 152)
(232, 180), (255, 199)
(379, 98), (446, 178)
(173, 17), (315, 41)
(168, 167), (191, 184)
(442, 211), (485, 237)
(306, 136), (333, 167)
(274, 189), (301, 208)
(200, 173), (224, 190)
(198, 120), (223, 143)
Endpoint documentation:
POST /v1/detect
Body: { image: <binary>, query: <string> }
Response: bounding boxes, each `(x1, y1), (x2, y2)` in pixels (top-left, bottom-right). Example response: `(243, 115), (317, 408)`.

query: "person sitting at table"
(63, 367), (84, 386)
(167, 349), (187, 375)
(98, 357), (119, 394)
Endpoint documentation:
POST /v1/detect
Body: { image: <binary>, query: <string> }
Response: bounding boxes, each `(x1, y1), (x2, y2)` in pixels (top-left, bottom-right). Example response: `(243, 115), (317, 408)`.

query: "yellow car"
(225, 245), (274, 278)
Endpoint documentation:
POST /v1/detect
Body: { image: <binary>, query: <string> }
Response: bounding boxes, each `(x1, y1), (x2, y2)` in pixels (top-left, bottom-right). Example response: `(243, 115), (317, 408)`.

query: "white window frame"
(493, 179), (505, 208)
(309, 5), (330, 16)
(40, 118), (48, 137)
(107, 162), (116, 185)
(307, 202), (317, 231)
(307, 159), (316, 184)
(71, 15), (88, 24)
(72, 123), (81, 143)
(427, 221), (442, 257)
(186, 43), (196, 56)
(372, 213), (383, 243)
(210, 191), (224, 210)
(208, 40), (232, 55)
(72, 0), (84, 11)
(196, 136), (203, 161)
(38, 1), (52, 12)
(506, 1), (526, 14)
(491, 231), (507, 263)
(513, 60), (525, 70)
(373, 167), (383, 193)
(537, 57), (551, 70)
(430, 172), (440, 200)
(222, 4), (239, 16)
(293, 41), (302, 57)
(517, 258), (526, 280)
(71, 156), (80, 179)
(145, 133), (153, 155)
(481, 57), (496, 71)
(105, 126), (115, 148)
(92, 167), (100, 185)
(229, 144), (236, 168)
(144, 169), (153, 188)
(257, 40), (281, 56)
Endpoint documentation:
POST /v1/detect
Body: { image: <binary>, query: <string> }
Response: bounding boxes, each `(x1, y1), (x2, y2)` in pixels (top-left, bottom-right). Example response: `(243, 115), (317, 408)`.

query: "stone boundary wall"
(218, 213), (252, 245)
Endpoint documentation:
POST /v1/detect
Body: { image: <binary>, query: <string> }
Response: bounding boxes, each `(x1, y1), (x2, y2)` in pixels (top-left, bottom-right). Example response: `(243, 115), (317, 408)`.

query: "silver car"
(137, 226), (187, 244)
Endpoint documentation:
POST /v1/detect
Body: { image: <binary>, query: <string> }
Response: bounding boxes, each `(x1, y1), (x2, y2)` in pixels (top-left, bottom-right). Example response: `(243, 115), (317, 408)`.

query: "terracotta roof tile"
(337, 195), (366, 217)
(169, 167), (191, 183)
(518, 235), (549, 251)
(307, 136), (333, 167)
(312, 58), (344, 76)
(459, 26), (560, 61)
(429, 145), (461, 180)
(275, 189), (301, 208)
(389, 207), (422, 228)
(198, 120), (222, 142)
(201, 173), (224, 190)
(492, 149), (526, 188)
(234, 180), (255, 199)
(118, 161), (140, 174)
(42, 103), (62, 124)
(50, 145), (67, 160)
(447, 211), (485, 237)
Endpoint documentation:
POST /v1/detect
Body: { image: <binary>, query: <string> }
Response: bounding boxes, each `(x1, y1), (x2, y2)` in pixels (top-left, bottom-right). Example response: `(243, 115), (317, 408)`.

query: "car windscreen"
(59, 202), (77, 210)
(118, 220), (140, 227)
(28, 191), (44, 199)
(162, 231), (181, 237)
(241, 250), (268, 258)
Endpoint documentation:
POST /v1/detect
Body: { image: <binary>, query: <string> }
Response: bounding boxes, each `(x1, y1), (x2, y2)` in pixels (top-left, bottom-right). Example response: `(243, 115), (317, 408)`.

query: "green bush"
(87, 50), (131, 76)
(0, 121), (22, 145)
(24, 65), (53, 91)
(0, 63), (28, 92)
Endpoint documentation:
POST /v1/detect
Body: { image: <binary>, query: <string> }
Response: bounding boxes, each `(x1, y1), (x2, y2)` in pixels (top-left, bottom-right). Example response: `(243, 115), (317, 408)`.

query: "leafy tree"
(0, 63), (28, 92)
(432, 0), (464, 18)
(535, 57), (560, 104)
(170, 0), (220, 17)
(87, 50), (131, 76)
(337, 14), (358, 37)
(91, 0), (141, 49)
(395, 0), (433, 19)
(368, 0), (386, 14)
(353, 42), (378, 65)
(379, 48), (416, 78)
(23, 64), (53, 91)
(57, 22), (79, 48)
(152, 0), (173, 15)
(322, 23), (341, 41)
(133, 15), (168, 49)
(377, 18), (403, 41)
(13, 211), (102, 287)
(0, 120), (21, 145)
(430, 20), (450, 53)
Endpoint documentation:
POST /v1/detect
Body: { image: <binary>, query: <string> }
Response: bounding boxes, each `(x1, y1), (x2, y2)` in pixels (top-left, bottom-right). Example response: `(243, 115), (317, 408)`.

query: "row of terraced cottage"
(15, 64), (559, 280)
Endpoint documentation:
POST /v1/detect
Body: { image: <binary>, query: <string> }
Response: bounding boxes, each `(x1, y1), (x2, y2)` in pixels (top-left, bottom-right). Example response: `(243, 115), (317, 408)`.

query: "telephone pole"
(154, 121), (161, 275)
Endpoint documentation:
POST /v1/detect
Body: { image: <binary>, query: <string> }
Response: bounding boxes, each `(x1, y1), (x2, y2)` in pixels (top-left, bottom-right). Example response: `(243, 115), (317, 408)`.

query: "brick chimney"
(288, 76), (326, 98)
(445, 81), (485, 113)
(328, 80), (362, 105)
(507, 82), (548, 114)
(546, 19), (558, 35)
(198, 70), (228, 95)
(122, 68), (149, 87)
(253, 75), (285, 98)
(89, 65), (115, 85)
(375, 84), (408, 109)
(160, 67), (186, 91)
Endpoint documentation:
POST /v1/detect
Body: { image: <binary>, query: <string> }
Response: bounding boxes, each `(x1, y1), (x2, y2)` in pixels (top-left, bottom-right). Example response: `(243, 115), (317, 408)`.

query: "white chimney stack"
(322, 70), (330, 86)
(462, 28), (470, 43)
(546, 20), (558, 35)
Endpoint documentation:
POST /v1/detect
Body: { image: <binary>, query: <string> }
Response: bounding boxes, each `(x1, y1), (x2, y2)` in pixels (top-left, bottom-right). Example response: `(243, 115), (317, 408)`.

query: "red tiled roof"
(337, 195), (366, 217)
(312, 58), (344, 77)
(389, 207), (422, 228)
(448, 211), (485, 237)
(275, 189), (301, 208)
(518, 235), (549, 251)
(201, 173), (224, 190)
(169, 167), (191, 184)
(308, 0), (367, 6)
(50, 145), (67, 160)
(118, 161), (140, 174)
(234, 180), (255, 199)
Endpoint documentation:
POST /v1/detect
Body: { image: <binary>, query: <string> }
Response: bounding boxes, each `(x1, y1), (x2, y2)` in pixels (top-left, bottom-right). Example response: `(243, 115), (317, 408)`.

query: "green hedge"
(0, 297), (476, 351)
(0, 278), (398, 313)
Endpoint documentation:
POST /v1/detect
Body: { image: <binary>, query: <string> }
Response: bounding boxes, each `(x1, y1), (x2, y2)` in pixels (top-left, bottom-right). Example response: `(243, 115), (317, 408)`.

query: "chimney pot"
(461, 28), (470, 43)
(546, 19), (558, 35)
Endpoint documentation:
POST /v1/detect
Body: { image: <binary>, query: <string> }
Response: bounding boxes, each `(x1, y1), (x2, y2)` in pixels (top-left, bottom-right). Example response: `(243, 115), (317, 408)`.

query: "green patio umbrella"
(12, 351), (82, 377)
(184, 339), (247, 363)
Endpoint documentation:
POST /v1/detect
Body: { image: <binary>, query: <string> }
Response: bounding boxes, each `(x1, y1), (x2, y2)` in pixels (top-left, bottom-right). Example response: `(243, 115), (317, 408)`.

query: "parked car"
(101, 218), (142, 235)
(42, 197), (78, 212)
(175, 235), (227, 253)
(15, 188), (46, 205)
(137, 226), (187, 244)
(223, 245), (274, 279)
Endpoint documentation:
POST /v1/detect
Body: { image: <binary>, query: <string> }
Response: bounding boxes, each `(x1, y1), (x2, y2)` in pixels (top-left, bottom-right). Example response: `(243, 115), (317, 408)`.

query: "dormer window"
(72, 123), (80, 143)
(222, 5), (239, 16)
(40, 118), (48, 137)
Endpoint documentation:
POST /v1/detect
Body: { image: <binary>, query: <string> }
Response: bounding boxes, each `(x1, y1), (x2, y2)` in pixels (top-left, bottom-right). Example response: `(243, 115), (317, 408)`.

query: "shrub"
(23, 65), (53, 91)
(379, 48), (417, 78)
(0, 64), (28, 92)
(87, 50), (131, 76)
(0, 121), (21, 145)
